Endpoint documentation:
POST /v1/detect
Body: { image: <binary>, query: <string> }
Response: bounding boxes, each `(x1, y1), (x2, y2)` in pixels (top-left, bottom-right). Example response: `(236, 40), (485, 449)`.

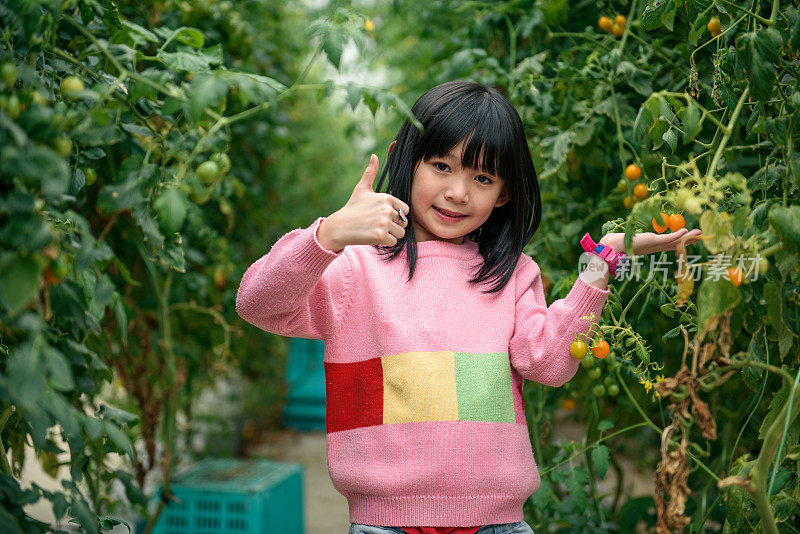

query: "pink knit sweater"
(235, 216), (610, 527)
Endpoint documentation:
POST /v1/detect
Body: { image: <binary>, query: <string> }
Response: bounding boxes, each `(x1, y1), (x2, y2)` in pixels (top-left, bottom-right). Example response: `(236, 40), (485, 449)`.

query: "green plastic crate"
(283, 338), (326, 431)
(151, 458), (303, 534)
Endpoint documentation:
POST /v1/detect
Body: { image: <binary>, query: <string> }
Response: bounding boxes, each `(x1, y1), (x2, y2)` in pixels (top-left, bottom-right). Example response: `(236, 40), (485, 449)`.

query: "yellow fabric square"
(382, 351), (459, 424)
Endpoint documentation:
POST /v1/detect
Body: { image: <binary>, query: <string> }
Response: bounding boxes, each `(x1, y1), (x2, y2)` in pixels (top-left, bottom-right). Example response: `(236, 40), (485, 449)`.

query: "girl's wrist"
(317, 217), (344, 253)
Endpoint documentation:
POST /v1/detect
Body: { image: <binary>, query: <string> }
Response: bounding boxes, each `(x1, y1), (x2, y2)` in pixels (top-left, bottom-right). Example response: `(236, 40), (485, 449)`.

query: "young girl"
(235, 80), (702, 534)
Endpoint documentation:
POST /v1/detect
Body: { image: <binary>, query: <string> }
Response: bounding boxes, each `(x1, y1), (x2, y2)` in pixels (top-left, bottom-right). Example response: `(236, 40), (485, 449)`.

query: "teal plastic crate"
(283, 338), (326, 431)
(151, 458), (303, 534)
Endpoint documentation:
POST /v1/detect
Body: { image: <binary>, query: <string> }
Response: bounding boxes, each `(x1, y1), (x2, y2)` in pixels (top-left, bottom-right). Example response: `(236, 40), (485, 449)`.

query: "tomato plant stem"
(704, 86), (750, 182)
(0, 406), (14, 476)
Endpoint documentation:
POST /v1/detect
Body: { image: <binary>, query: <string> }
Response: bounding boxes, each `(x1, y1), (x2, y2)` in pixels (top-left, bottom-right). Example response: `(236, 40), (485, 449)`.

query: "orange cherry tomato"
(668, 213), (685, 232)
(615, 14), (627, 27)
(633, 183), (649, 200)
(623, 196), (636, 210)
(727, 267), (743, 287)
(625, 164), (641, 180)
(598, 16), (613, 32)
(592, 340), (610, 359)
(611, 23), (624, 37)
(652, 212), (669, 233)
(562, 398), (577, 411)
(707, 17), (721, 38)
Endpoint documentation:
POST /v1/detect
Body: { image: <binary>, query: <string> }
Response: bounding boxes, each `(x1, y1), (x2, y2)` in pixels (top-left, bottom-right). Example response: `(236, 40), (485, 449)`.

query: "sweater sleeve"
(508, 254), (610, 387)
(235, 216), (352, 340)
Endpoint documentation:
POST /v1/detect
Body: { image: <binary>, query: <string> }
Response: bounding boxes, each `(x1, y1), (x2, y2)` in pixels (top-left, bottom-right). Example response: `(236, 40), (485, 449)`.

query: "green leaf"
(662, 128), (678, 152)
(662, 326), (681, 341)
(682, 101), (701, 141)
(759, 381), (800, 446)
(736, 29), (783, 101)
(103, 421), (136, 460)
(0, 253), (43, 317)
(157, 49), (220, 73)
(742, 330), (766, 391)
(592, 445), (610, 479)
(643, 0), (673, 31)
(188, 73), (229, 122)
(173, 27), (204, 48)
(660, 303), (675, 318)
(121, 20), (158, 42)
(0, 505), (23, 534)
(696, 278), (741, 334)
(43, 346), (74, 392)
(565, 465), (589, 511)
(597, 419), (614, 432)
(768, 205), (800, 249)
(0, 146), (70, 198)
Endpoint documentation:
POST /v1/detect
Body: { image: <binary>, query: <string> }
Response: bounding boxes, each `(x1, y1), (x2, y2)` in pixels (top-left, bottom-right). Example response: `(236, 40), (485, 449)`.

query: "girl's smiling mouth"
(434, 206), (468, 220)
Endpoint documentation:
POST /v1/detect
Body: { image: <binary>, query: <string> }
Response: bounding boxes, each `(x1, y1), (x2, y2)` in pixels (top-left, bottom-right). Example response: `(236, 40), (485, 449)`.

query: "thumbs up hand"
(317, 154), (410, 253)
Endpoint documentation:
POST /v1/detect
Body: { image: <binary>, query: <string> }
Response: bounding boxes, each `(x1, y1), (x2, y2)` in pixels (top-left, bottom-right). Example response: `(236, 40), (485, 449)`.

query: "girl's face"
(409, 138), (509, 244)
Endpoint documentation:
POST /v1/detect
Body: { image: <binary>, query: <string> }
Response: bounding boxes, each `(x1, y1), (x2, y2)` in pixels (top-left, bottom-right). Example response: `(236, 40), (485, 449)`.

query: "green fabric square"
(454, 352), (515, 423)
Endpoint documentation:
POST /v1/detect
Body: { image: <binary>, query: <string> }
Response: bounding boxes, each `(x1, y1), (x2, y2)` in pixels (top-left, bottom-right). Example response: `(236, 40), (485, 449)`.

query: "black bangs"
(416, 93), (513, 181)
(372, 80), (542, 294)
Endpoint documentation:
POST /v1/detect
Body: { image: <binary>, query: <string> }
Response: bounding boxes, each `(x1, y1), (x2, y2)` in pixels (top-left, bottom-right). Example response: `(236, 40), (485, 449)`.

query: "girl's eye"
(476, 175), (493, 184)
(433, 162), (450, 172)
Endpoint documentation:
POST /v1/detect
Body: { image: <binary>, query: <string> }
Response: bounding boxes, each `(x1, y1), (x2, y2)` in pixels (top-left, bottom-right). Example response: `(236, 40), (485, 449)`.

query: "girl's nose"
(444, 178), (469, 203)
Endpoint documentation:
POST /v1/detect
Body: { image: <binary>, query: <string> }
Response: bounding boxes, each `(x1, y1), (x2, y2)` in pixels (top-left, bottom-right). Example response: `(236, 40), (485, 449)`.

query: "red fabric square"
(325, 358), (384, 432)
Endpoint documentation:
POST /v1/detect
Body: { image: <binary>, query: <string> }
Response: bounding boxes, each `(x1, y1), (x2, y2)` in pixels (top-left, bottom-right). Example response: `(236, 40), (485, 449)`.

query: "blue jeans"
(348, 521), (535, 534)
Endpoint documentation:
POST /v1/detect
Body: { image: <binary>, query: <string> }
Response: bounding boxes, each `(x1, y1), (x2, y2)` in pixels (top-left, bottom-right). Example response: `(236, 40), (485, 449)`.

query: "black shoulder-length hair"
(373, 80), (542, 294)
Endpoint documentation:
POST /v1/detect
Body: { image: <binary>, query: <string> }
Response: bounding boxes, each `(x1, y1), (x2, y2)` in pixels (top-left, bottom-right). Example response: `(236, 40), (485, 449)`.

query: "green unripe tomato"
(197, 160), (221, 185)
(5, 94), (21, 119)
(616, 178), (626, 192)
(580, 356), (595, 369)
(589, 367), (602, 380)
(83, 168), (97, 186)
(60, 76), (85, 96)
(592, 383), (606, 397)
(153, 188), (188, 234)
(52, 136), (72, 158)
(758, 257), (769, 276)
(210, 152), (231, 175)
(50, 255), (69, 280)
(604, 375), (615, 387)
(607, 383), (619, 396)
(792, 92), (800, 112)
(0, 62), (18, 87)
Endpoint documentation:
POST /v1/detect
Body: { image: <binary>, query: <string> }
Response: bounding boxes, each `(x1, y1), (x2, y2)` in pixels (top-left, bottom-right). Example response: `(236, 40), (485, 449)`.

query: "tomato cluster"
(617, 163), (650, 209)
(598, 14), (626, 37)
(651, 212), (685, 233)
(567, 338), (621, 400)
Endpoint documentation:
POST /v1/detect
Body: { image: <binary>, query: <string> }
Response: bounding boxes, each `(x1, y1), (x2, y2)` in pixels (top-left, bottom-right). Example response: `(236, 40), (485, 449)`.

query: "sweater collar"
(405, 236), (479, 259)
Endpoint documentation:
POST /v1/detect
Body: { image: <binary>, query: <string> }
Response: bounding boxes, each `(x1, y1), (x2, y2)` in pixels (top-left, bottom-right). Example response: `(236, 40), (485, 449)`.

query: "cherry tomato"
(52, 136), (72, 158)
(607, 383), (620, 396)
(652, 212), (669, 233)
(707, 17), (721, 38)
(598, 16), (613, 32)
(0, 62), (17, 87)
(562, 398), (576, 411)
(616, 178), (627, 192)
(625, 164), (641, 181)
(592, 339), (610, 359)
(623, 196), (636, 210)
(60, 76), (84, 95)
(593, 384), (606, 396)
(615, 14), (627, 27)
(758, 257), (769, 275)
(197, 160), (221, 185)
(611, 23), (624, 37)
(727, 266), (743, 287)
(633, 183), (649, 200)
(570, 340), (588, 360)
(580, 355), (595, 369)
(589, 367), (602, 380)
(668, 213), (685, 232)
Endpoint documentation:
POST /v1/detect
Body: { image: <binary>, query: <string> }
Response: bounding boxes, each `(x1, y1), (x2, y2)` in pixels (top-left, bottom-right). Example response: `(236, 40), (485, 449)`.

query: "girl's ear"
(495, 185), (510, 207)
(388, 140), (396, 156)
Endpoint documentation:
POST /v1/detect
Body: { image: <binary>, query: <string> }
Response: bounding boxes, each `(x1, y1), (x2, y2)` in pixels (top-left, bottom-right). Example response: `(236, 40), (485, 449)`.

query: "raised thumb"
(357, 154), (379, 191)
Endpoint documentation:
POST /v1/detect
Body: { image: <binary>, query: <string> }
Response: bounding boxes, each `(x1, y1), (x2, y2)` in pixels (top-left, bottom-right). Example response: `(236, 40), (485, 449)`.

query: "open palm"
(600, 228), (703, 256)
